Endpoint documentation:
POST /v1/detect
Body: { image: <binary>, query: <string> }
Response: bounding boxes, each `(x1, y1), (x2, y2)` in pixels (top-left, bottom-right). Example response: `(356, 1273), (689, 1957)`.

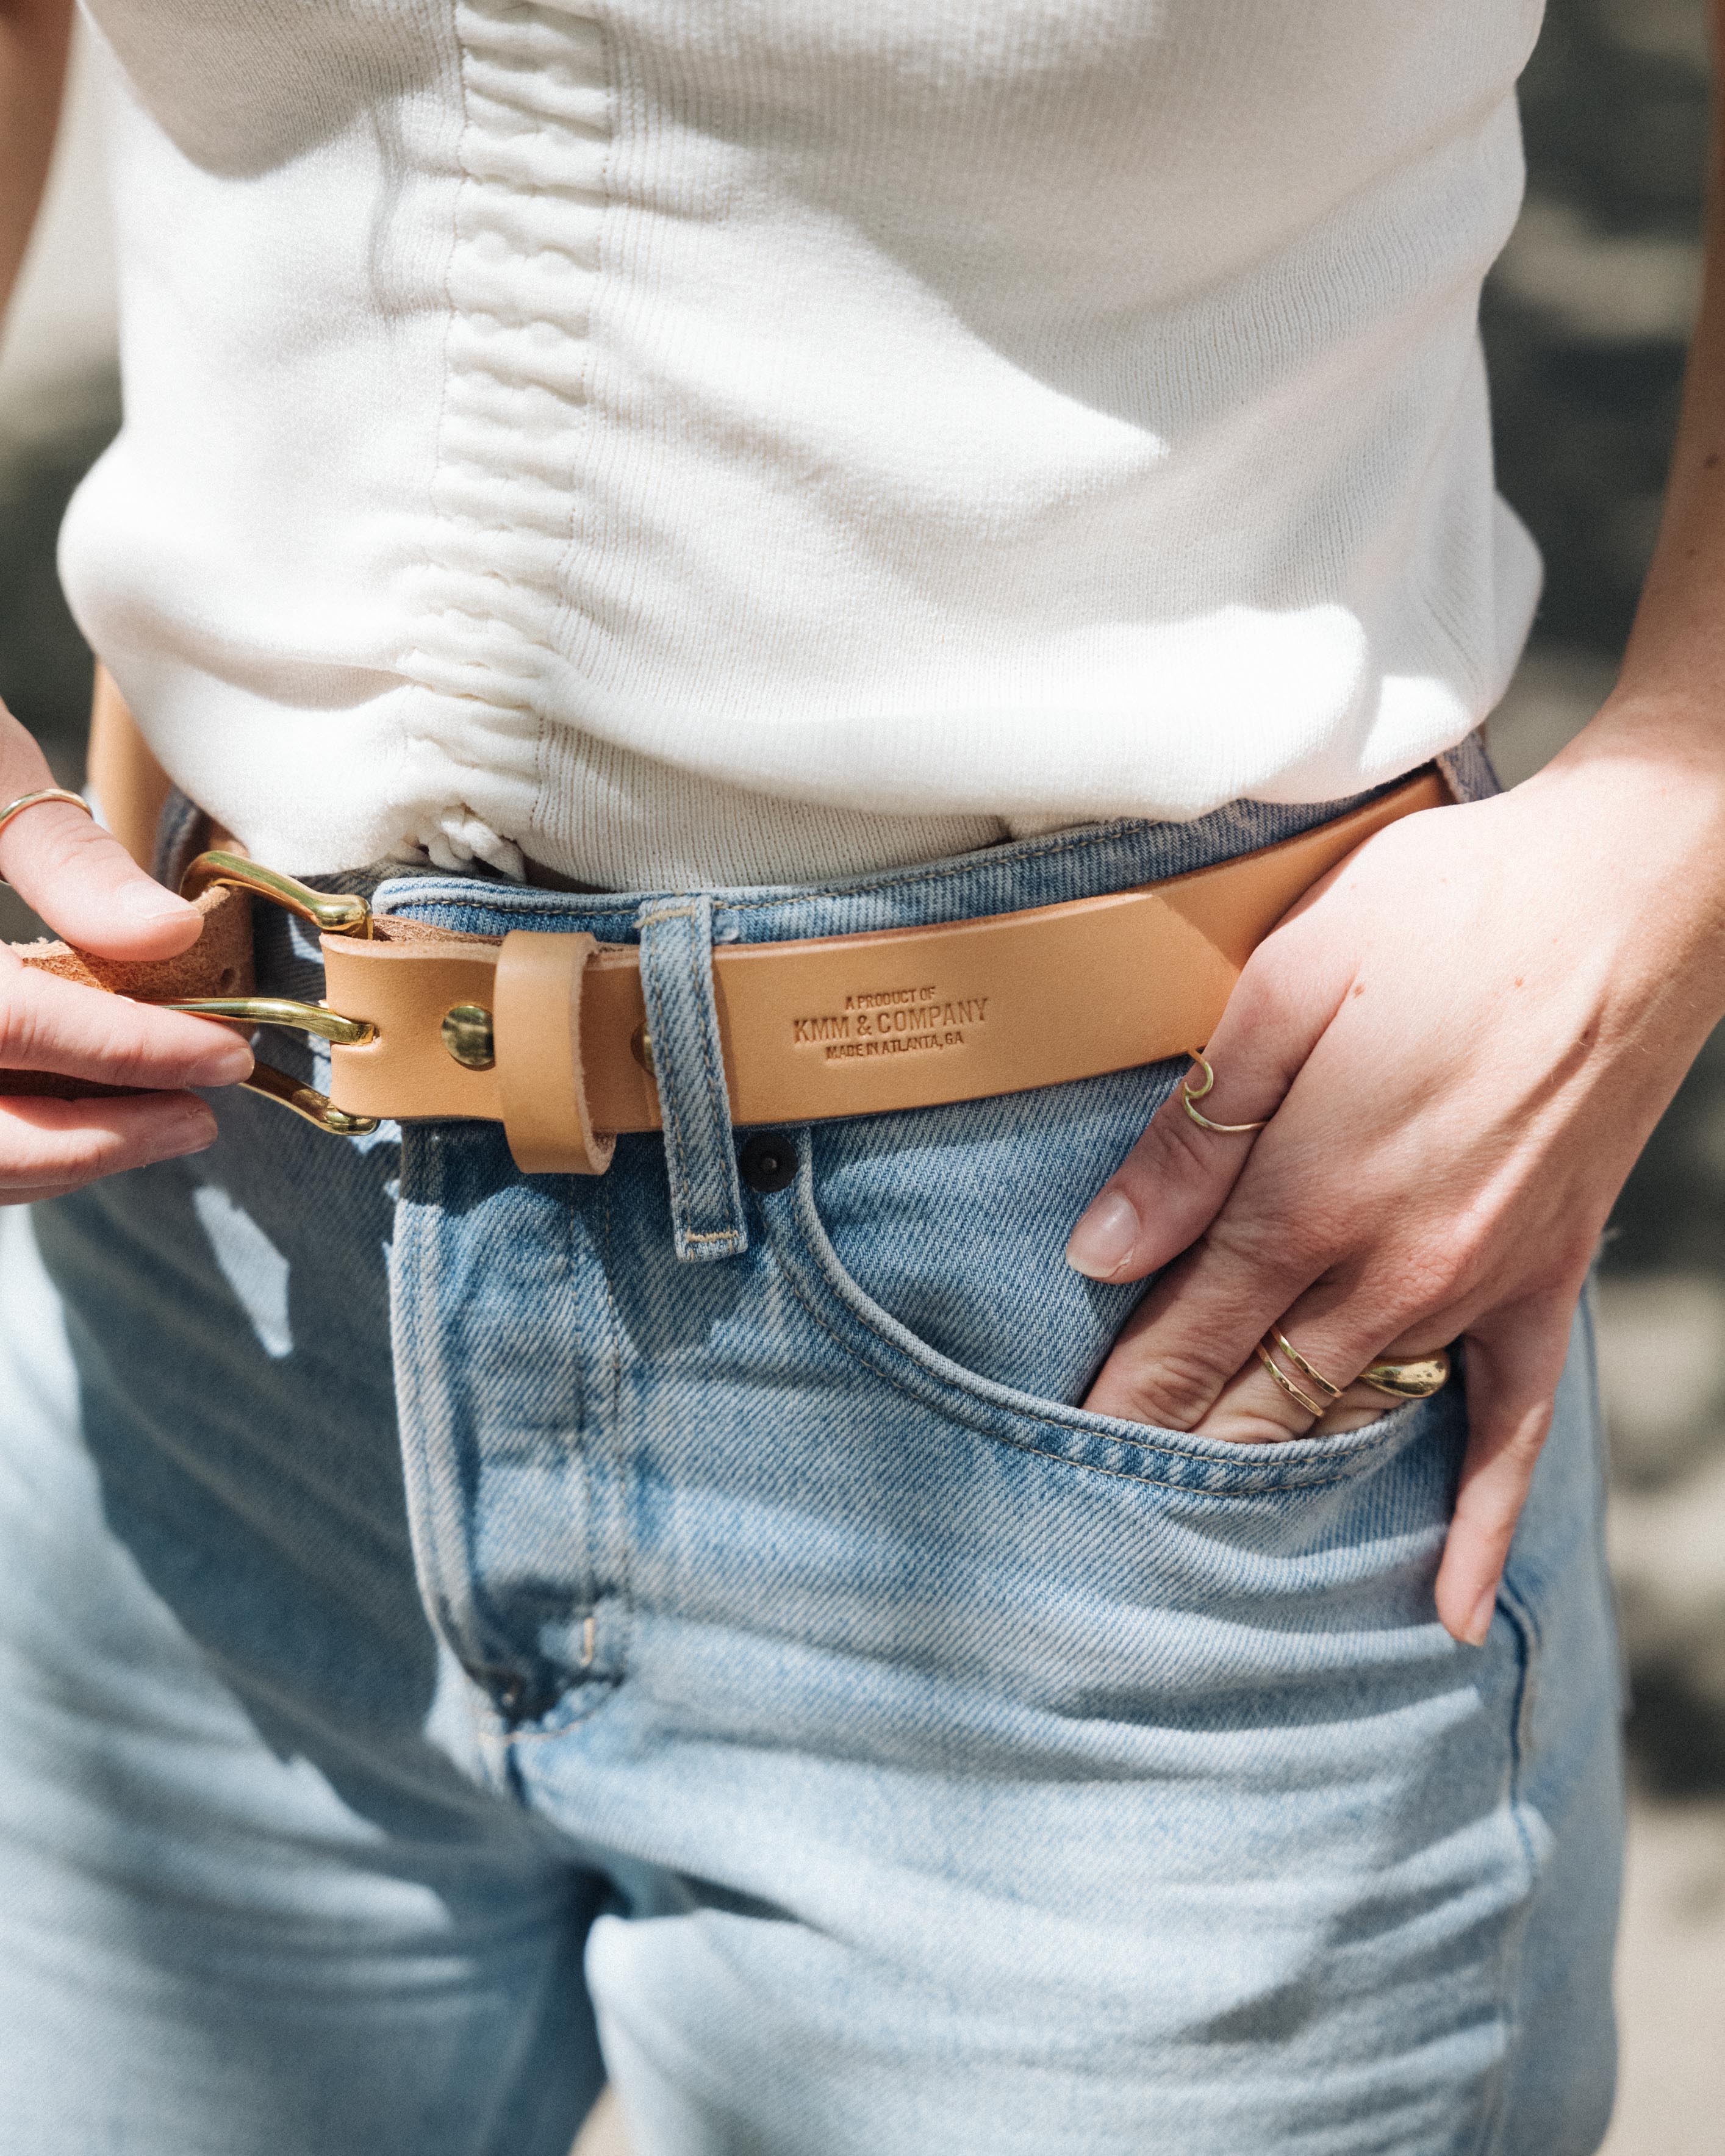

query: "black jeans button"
(739, 1130), (798, 1192)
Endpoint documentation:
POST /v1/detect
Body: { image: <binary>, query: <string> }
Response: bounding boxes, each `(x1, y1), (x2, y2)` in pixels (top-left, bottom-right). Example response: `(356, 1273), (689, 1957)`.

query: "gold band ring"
(1254, 1344), (1327, 1417)
(1266, 1328), (1342, 1401)
(0, 788), (93, 885)
(1255, 1328), (1343, 1419)
(1182, 1051), (1269, 1134)
(1359, 1348), (1452, 1400)
(1257, 1331), (1451, 1417)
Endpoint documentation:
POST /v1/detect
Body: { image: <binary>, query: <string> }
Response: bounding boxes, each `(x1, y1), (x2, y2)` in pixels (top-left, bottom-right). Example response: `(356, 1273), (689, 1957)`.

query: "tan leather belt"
(4, 768), (1447, 1173)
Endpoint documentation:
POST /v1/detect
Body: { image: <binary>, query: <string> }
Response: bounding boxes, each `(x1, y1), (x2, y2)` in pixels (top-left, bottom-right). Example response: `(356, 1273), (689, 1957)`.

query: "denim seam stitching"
(398, 1136), (514, 1687)
(404, 1133), (478, 1660)
(381, 819), (1151, 930)
(1473, 1577), (1544, 2156)
(379, 801), (1368, 935)
(770, 1216), (1377, 1498)
(695, 783), (1407, 917)
(706, 820), (1150, 913)
(567, 1139), (600, 1667)
(598, 1173), (634, 1675)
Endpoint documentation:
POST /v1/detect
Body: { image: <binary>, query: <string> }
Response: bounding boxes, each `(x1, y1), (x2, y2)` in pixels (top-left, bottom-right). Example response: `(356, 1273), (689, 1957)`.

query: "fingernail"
(161, 1103), (219, 1156)
(188, 1037), (254, 1086)
(120, 881), (193, 921)
(1462, 1586), (1496, 1647)
(1066, 1189), (1139, 1278)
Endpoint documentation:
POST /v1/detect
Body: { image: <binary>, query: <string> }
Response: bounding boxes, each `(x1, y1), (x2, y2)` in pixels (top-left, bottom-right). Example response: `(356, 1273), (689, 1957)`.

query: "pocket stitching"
(766, 1167), (1419, 1497)
(1471, 1576), (1545, 2156)
(775, 1242), (1233, 1495)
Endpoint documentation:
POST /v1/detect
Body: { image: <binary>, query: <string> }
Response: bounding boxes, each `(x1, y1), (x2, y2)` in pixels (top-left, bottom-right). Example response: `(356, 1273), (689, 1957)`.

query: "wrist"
(1548, 673), (1725, 787)
(1510, 695), (1725, 1030)
(1524, 687), (1725, 873)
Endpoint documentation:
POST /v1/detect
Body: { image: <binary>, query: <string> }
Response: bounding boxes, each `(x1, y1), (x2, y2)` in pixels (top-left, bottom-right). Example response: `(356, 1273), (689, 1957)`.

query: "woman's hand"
(1065, 708), (1725, 1646)
(0, 701), (253, 1202)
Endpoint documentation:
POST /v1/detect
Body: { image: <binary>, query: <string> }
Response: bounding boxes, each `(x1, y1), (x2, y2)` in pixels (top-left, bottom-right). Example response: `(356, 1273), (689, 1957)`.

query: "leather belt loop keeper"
(493, 930), (617, 1175)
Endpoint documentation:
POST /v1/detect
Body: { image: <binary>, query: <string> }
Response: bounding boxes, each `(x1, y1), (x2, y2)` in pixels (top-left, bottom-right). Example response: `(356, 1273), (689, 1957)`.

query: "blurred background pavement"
(4, 9), (1724, 2153)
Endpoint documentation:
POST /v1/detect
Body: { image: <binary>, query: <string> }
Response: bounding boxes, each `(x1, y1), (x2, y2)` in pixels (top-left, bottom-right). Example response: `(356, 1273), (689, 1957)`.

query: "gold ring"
(1182, 1051), (1269, 1134)
(1256, 1329), (1343, 1416)
(1266, 1327), (1342, 1402)
(0, 787), (93, 884)
(1257, 1331), (1449, 1416)
(1359, 1347), (1452, 1400)
(1255, 1340), (1328, 1418)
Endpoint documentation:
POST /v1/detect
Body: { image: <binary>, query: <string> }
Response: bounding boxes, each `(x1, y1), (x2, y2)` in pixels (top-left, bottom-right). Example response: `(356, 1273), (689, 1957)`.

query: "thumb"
(1064, 937), (1339, 1283)
(0, 714), (200, 962)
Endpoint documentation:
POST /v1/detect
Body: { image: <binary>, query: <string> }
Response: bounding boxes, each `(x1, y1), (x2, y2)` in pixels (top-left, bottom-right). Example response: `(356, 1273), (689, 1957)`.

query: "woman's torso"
(63, 0), (1544, 887)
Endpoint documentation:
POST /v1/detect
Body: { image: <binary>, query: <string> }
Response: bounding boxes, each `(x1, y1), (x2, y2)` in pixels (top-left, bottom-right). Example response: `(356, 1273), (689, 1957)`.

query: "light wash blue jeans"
(0, 746), (1622, 2155)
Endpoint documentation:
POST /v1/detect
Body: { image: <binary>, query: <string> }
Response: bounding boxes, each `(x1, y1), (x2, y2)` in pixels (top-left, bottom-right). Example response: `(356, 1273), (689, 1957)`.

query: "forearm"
(1490, 1), (1725, 1053)
(1554, 0), (1725, 779)
(0, 0), (72, 326)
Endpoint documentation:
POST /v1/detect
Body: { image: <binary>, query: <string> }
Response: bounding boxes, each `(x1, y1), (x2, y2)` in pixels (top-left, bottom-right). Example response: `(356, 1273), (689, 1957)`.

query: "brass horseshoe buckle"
(165, 851), (380, 1136)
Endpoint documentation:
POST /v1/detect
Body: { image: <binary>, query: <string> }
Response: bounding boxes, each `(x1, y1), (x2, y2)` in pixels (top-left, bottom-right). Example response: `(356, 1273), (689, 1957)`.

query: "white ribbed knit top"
(62, 0), (1544, 888)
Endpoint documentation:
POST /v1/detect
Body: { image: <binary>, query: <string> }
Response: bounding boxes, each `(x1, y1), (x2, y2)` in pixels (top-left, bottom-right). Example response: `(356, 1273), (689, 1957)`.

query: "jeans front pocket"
(750, 1070), (1453, 1502)
(731, 1077), (1484, 1815)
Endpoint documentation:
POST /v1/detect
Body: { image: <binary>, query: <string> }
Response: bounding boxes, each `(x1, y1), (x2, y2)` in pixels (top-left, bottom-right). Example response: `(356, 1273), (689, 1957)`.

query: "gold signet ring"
(1182, 1050), (1269, 1134)
(0, 789), (94, 886)
(1358, 1348), (1451, 1400)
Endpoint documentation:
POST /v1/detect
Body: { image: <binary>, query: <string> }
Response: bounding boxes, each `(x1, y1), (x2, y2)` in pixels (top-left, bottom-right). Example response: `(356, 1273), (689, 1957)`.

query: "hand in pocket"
(1061, 776), (1698, 1646)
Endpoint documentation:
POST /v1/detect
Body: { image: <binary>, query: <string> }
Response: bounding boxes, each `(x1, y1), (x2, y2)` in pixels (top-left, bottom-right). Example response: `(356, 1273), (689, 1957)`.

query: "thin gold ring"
(0, 788), (93, 885)
(1360, 1347), (1452, 1400)
(1257, 1331), (1450, 1416)
(1182, 1050), (1269, 1134)
(1254, 1342), (1327, 1418)
(1266, 1327), (1342, 1402)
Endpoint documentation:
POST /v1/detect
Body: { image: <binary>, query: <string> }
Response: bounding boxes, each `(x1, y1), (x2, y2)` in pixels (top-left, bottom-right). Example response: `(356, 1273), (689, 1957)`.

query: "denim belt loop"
(635, 894), (748, 1262)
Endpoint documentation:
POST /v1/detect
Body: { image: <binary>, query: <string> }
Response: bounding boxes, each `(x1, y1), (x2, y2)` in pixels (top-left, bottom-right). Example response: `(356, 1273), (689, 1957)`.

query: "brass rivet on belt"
(441, 1003), (495, 1070)
(631, 1023), (655, 1077)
